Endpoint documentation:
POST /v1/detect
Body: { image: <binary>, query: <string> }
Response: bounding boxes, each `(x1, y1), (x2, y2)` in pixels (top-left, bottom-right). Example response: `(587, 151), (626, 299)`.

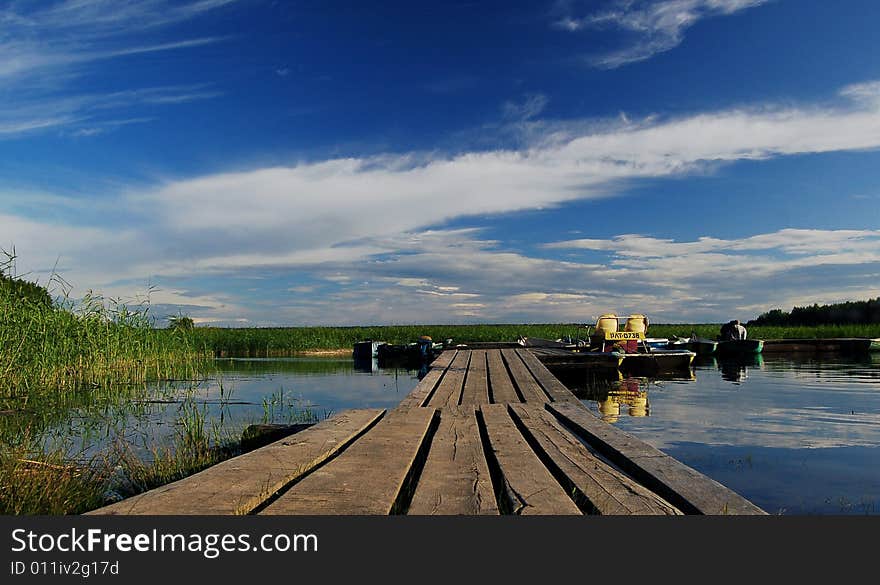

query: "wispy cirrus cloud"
(554, 0), (771, 68)
(0, 85), (223, 137)
(0, 1), (235, 136)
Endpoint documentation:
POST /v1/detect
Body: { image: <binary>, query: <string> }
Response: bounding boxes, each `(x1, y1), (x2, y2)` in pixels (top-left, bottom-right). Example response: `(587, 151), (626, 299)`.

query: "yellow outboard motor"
(592, 314), (618, 351)
(595, 314), (619, 335)
(624, 314), (648, 334)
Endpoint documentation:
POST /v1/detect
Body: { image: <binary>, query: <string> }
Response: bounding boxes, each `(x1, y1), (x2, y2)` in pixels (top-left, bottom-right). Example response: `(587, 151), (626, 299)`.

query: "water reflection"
(550, 352), (880, 515)
(718, 354), (764, 383)
(592, 378), (650, 422)
(551, 367), (694, 422)
(7, 357), (423, 466)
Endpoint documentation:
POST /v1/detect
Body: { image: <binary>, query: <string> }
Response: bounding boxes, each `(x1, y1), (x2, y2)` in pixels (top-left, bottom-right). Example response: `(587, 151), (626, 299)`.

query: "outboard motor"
(418, 335), (434, 360)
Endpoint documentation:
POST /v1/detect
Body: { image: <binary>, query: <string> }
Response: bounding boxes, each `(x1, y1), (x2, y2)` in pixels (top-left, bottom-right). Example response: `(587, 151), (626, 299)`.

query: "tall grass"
(0, 269), (211, 400)
(191, 322), (880, 356)
(193, 323), (589, 356)
(0, 259), (222, 514)
(647, 323), (880, 340)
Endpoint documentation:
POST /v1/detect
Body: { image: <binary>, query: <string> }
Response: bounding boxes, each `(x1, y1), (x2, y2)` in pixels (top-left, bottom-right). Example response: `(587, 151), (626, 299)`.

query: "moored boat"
(353, 340), (387, 360)
(620, 348), (695, 374)
(716, 339), (764, 355)
(375, 336), (442, 364)
(526, 346), (695, 374)
(526, 347), (624, 369)
(761, 338), (880, 354)
(687, 337), (718, 355)
(665, 335), (717, 355)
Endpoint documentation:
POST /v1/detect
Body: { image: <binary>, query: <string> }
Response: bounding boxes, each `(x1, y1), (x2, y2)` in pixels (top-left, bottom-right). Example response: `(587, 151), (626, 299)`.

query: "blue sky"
(3, 0), (880, 326)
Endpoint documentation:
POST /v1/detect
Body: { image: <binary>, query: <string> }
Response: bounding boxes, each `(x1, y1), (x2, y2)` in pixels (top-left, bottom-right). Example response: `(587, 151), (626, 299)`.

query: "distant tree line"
(748, 298), (880, 326)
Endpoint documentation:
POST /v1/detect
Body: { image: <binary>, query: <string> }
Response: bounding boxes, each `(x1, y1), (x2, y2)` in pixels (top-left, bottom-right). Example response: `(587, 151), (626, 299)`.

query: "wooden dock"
(762, 338), (880, 354)
(88, 348), (765, 516)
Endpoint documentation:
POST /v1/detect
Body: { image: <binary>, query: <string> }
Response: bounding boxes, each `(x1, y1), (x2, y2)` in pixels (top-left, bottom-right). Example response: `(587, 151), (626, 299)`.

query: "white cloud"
(7, 81), (880, 323)
(556, 0), (771, 68)
(502, 94), (550, 121)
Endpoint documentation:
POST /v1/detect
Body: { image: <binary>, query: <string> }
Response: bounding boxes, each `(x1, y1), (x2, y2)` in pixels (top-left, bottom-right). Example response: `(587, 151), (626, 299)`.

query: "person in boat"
(720, 320), (747, 341)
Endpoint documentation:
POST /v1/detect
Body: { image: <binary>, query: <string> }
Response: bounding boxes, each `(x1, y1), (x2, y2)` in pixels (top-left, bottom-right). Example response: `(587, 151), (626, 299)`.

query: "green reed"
(191, 322), (880, 356)
(648, 323), (880, 340)
(192, 323), (588, 356)
(0, 281), (211, 400)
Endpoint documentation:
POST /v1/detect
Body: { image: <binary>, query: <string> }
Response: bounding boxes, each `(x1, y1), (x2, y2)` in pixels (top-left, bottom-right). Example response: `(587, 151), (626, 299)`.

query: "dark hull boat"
(524, 345), (695, 375)
(716, 339), (764, 355)
(666, 336), (718, 356)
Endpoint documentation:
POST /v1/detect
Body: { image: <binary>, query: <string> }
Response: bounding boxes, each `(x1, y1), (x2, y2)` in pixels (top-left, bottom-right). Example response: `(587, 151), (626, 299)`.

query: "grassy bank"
(191, 322), (880, 355)
(0, 287), (210, 399)
(0, 267), (228, 514)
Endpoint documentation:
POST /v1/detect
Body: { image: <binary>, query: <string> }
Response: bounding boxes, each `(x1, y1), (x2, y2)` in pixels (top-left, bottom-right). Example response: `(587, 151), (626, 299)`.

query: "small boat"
(526, 346), (695, 374)
(666, 335), (717, 355)
(375, 336), (441, 364)
(517, 336), (579, 349)
(687, 337), (718, 355)
(644, 337), (670, 349)
(761, 338), (880, 354)
(353, 340), (387, 360)
(716, 339), (764, 355)
(620, 348), (695, 374)
(526, 347), (625, 370)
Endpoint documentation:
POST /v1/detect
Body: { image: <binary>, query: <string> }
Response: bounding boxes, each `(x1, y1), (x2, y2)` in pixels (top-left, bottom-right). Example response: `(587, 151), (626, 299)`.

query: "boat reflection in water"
(550, 367), (695, 423)
(695, 354), (765, 384)
(593, 378), (650, 423)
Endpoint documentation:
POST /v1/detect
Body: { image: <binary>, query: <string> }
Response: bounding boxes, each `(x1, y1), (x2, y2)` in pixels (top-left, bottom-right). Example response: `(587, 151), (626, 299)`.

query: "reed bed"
(0, 286), (211, 400)
(0, 266), (224, 514)
(194, 323), (588, 356)
(192, 322), (880, 355)
(648, 323), (880, 340)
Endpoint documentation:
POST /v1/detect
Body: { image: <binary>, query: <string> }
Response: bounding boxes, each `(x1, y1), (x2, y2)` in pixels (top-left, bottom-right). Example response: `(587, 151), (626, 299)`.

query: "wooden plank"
(516, 348), (581, 403)
(486, 349), (520, 404)
(459, 350), (489, 405)
(546, 402), (766, 515)
(500, 348), (550, 403)
(408, 406), (497, 515)
(480, 404), (581, 515)
(427, 350), (470, 407)
(509, 405), (681, 515)
(87, 409), (386, 515)
(396, 350), (457, 411)
(260, 408), (437, 515)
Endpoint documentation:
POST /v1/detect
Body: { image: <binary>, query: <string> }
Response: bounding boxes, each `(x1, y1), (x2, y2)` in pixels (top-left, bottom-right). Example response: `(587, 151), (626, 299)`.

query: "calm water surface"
(21, 357), (422, 463)
(554, 353), (880, 515)
(21, 353), (879, 515)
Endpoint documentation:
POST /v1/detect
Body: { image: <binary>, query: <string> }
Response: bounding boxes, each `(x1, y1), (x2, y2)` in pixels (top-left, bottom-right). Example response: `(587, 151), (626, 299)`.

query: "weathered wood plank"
(546, 402), (766, 515)
(517, 348), (581, 403)
(427, 350), (470, 407)
(459, 350), (489, 406)
(408, 406), (497, 515)
(87, 409), (386, 515)
(396, 350), (457, 411)
(500, 348), (550, 403)
(480, 404), (581, 515)
(259, 408), (437, 515)
(486, 349), (520, 404)
(509, 405), (682, 515)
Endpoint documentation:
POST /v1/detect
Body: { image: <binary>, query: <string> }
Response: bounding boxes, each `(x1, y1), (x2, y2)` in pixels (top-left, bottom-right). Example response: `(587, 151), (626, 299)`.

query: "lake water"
(19, 352), (879, 515)
(553, 353), (880, 515)
(19, 357), (423, 463)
